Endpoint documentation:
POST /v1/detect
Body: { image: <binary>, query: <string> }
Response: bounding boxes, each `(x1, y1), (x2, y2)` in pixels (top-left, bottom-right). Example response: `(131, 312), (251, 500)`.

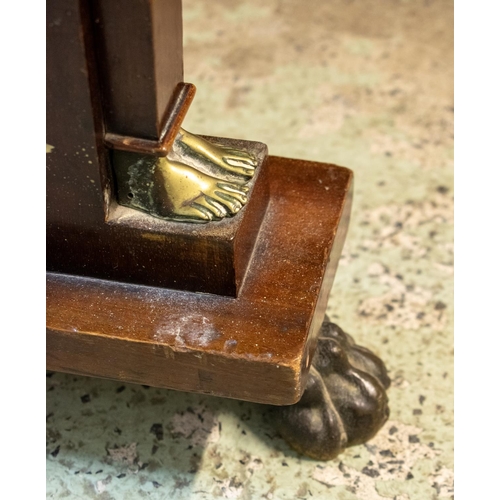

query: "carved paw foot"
(273, 317), (390, 460)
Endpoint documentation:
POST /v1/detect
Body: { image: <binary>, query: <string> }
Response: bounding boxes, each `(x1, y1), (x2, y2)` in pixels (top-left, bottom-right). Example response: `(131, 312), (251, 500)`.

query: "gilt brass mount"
(113, 128), (258, 222)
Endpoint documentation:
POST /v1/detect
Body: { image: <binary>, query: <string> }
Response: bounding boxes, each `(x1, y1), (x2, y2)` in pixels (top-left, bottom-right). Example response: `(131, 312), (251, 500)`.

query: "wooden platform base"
(46, 156), (353, 405)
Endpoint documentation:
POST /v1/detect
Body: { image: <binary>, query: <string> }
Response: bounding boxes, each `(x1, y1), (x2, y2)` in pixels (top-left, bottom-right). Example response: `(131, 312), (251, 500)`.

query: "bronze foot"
(112, 129), (258, 223)
(273, 317), (390, 460)
(154, 157), (249, 221)
(175, 128), (257, 179)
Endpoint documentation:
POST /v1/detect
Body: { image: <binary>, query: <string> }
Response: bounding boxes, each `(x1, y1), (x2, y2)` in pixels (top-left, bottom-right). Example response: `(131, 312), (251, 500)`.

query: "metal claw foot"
(273, 317), (390, 460)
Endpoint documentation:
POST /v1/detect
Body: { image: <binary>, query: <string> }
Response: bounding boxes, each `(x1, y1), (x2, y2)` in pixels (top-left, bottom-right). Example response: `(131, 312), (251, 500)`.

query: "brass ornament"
(113, 129), (258, 223)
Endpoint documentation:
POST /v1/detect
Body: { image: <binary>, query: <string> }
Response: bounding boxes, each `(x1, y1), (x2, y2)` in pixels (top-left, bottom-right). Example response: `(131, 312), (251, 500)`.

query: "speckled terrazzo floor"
(46, 1), (454, 498)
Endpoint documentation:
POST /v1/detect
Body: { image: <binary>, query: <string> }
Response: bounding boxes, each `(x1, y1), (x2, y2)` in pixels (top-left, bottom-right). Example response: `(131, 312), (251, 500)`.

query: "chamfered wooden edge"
(46, 156), (353, 405)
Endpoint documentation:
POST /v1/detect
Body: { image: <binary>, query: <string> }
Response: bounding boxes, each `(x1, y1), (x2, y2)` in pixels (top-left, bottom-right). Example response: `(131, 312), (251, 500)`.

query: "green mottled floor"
(47, 1), (453, 498)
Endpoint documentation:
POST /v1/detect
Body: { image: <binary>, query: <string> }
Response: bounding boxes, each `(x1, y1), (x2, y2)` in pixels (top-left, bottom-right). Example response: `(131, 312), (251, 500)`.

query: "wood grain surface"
(47, 156), (353, 405)
(91, 0), (184, 139)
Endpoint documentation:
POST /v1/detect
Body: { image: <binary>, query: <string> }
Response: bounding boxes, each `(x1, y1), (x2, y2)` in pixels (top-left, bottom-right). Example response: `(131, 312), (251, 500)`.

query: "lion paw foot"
(273, 317), (390, 460)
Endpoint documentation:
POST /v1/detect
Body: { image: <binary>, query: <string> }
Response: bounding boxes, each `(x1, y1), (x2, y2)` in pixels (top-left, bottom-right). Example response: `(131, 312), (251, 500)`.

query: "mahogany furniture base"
(47, 156), (352, 405)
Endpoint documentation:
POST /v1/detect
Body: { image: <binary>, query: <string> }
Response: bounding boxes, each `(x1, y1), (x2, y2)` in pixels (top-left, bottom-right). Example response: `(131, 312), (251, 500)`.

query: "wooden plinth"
(46, 156), (353, 405)
(108, 137), (269, 296)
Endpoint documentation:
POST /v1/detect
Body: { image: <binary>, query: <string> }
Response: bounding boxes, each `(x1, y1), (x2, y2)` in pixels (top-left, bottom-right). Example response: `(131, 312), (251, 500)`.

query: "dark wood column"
(91, 0), (184, 139)
(46, 0), (106, 228)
